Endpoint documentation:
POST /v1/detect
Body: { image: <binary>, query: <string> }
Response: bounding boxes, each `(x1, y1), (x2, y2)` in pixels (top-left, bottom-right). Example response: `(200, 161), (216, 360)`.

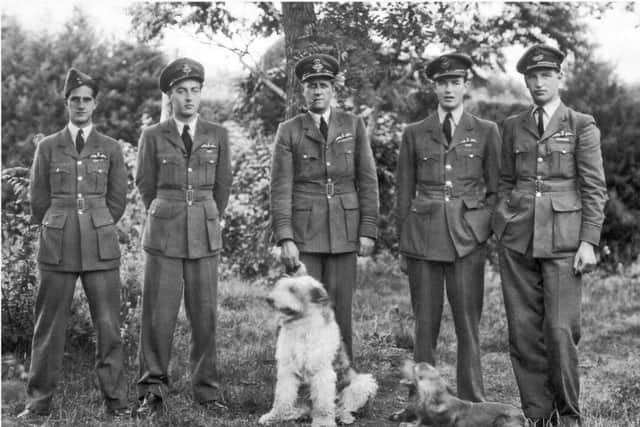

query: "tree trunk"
(281, 2), (336, 120)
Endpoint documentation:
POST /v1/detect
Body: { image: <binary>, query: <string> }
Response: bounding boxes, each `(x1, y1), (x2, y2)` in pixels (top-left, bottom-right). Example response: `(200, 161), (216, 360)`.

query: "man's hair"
(65, 85), (98, 101)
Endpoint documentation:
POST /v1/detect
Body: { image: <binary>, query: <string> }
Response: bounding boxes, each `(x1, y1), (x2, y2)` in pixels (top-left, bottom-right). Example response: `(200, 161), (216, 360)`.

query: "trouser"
(299, 252), (357, 361)
(406, 244), (486, 402)
(137, 252), (219, 403)
(26, 268), (126, 412)
(498, 245), (581, 422)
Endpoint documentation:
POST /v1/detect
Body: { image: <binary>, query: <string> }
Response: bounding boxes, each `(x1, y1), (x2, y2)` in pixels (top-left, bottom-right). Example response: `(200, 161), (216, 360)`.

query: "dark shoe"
(17, 407), (50, 420)
(106, 406), (130, 419)
(133, 393), (163, 418)
(389, 407), (417, 422)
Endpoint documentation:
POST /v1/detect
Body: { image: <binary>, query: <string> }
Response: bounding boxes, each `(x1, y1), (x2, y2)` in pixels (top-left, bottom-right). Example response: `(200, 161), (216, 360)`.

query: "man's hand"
(573, 241), (597, 275)
(358, 236), (375, 257)
(280, 240), (300, 271)
(399, 254), (408, 274)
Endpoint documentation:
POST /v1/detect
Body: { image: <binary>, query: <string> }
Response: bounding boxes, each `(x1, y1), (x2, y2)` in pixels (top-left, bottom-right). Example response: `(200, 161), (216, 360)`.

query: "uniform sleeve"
(483, 121), (502, 211)
(395, 128), (415, 239)
(106, 141), (128, 222)
(270, 123), (295, 244)
(135, 129), (156, 211)
(29, 140), (51, 224)
(355, 116), (379, 240)
(213, 127), (233, 213)
(575, 114), (607, 245)
(498, 118), (517, 196)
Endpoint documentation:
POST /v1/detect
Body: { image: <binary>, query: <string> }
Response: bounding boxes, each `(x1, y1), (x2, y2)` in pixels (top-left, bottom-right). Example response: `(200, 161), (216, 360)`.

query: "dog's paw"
(258, 412), (276, 425)
(337, 411), (355, 424)
(311, 419), (337, 427)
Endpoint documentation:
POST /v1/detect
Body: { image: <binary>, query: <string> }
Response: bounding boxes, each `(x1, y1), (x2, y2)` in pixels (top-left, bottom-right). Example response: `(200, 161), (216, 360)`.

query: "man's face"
(302, 78), (334, 114)
(65, 85), (97, 127)
(525, 68), (562, 105)
(434, 76), (468, 111)
(169, 79), (202, 121)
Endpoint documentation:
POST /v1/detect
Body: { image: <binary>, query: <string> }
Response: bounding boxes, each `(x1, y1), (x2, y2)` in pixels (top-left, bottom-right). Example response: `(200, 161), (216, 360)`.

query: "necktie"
(182, 124), (193, 155)
(76, 128), (84, 154)
(536, 107), (544, 137)
(443, 112), (453, 145)
(320, 116), (328, 141)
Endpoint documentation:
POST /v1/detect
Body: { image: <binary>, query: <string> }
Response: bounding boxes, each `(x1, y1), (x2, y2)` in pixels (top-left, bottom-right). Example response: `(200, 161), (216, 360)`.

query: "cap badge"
(312, 59), (324, 73)
(532, 54), (544, 62)
(441, 58), (450, 69)
(181, 64), (192, 75)
(76, 78), (82, 84)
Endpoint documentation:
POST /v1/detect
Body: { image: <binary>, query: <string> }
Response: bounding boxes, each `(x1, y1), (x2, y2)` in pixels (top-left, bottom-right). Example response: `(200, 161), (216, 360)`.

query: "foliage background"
(2, 7), (639, 423)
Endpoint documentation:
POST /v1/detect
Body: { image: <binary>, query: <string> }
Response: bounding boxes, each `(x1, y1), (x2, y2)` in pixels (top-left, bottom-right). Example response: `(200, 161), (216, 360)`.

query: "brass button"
(537, 157), (543, 163)
(77, 161), (82, 165)
(445, 164), (452, 170)
(326, 162), (331, 167)
(445, 180), (452, 186)
(162, 159), (167, 164)
(536, 192), (541, 197)
(77, 176), (83, 181)
(188, 168), (193, 172)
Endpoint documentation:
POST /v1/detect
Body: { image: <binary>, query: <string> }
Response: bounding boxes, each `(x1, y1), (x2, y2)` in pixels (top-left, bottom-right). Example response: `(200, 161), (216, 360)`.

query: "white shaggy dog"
(259, 273), (378, 427)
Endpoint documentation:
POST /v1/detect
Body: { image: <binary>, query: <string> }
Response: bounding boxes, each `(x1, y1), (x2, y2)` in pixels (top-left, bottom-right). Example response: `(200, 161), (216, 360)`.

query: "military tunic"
(493, 103), (607, 420)
(396, 111), (501, 401)
(135, 117), (232, 403)
(270, 109), (379, 358)
(26, 126), (128, 413)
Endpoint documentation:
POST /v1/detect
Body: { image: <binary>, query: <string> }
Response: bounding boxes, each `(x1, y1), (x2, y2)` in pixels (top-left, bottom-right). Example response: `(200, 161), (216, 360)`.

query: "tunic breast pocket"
(86, 160), (108, 194)
(49, 162), (74, 194)
(514, 142), (533, 177)
(296, 151), (322, 180)
(333, 139), (355, 176)
(547, 137), (575, 178)
(158, 156), (182, 185)
(198, 151), (219, 185)
(416, 149), (441, 183)
(455, 144), (484, 179)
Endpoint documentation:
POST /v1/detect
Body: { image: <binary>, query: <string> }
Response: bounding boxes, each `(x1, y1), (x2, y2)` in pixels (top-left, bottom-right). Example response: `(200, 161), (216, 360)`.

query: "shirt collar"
(68, 122), (92, 142)
(532, 97), (561, 120)
(174, 115), (198, 137)
(308, 108), (331, 127)
(437, 104), (464, 126)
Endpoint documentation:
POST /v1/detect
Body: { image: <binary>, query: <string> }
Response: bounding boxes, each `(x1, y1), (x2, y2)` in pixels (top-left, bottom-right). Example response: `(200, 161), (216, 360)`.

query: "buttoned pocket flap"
(160, 157), (181, 165)
(300, 152), (321, 160)
(204, 202), (219, 219)
(340, 193), (359, 210)
(514, 142), (530, 154)
(150, 203), (174, 218)
(462, 197), (481, 209)
(417, 148), (440, 161)
(457, 145), (484, 158)
(551, 194), (582, 212)
(43, 212), (67, 229)
(91, 209), (115, 228)
(410, 198), (436, 214)
(51, 163), (72, 174)
(548, 139), (575, 155)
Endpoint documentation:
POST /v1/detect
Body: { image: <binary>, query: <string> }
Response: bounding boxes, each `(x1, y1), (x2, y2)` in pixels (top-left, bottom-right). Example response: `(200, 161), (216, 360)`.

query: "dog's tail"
(337, 370), (378, 424)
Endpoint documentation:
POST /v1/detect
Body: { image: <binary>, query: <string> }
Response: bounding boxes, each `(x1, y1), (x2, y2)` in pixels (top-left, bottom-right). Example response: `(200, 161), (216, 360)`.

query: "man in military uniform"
(135, 58), (233, 415)
(20, 69), (128, 419)
(492, 45), (607, 427)
(270, 53), (379, 361)
(390, 53), (501, 421)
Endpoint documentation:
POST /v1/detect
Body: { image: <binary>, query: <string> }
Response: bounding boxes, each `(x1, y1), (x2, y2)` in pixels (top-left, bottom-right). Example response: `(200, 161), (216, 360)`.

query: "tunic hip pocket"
(551, 194), (582, 252)
(38, 212), (67, 264)
(340, 193), (359, 242)
(204, 202), (221, 251)
(292, 201), (312, 243)
(91, 208), (120, 260)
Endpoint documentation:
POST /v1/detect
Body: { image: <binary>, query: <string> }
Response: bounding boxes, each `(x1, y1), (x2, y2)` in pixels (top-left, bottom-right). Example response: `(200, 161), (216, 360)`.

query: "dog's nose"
(265, 296), (274, 306)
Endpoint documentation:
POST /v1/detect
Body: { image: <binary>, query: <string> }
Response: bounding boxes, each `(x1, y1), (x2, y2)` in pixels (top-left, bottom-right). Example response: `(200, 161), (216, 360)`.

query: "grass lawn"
(2, 256), (639, 426)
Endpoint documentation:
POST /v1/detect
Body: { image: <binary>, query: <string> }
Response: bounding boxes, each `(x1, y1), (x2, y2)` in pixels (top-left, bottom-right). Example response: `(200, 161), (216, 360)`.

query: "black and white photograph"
(2, 1), (639, 426)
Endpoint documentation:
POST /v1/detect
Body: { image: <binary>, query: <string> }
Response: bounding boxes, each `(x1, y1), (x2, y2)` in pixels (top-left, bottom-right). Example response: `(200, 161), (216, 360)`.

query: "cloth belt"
(515, 179), (577, 194)
(50, 196), (106, 211)
(156, 188), (213, 204)
(293, 181), (356, 197)
(415, 183), (478, 200)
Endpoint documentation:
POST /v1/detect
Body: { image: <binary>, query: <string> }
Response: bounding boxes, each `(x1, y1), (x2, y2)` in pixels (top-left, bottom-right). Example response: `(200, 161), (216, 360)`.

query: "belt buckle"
(76, 195), (85, 211)
(535, 177), (543, 197)
(326, 182), (335, 198)
(186, 189), (194, 205)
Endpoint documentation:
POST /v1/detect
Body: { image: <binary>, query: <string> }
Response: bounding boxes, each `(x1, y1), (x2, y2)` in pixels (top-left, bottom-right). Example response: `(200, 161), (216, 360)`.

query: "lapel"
(520, 106), (540, 139)
(161, 119), (187, 154)
(541, 102), (569, 141)
(423, 113), (448, 148)
(192, 119), (211, 153)
(301, 113), (325, 144)
(58, 127), (79, 159)
(448, 112), (475, 151)
(326, 109), (344, 145)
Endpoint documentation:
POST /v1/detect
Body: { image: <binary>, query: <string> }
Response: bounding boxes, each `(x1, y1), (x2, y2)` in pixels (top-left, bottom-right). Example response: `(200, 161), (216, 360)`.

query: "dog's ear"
(310, 285), (329, 304)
